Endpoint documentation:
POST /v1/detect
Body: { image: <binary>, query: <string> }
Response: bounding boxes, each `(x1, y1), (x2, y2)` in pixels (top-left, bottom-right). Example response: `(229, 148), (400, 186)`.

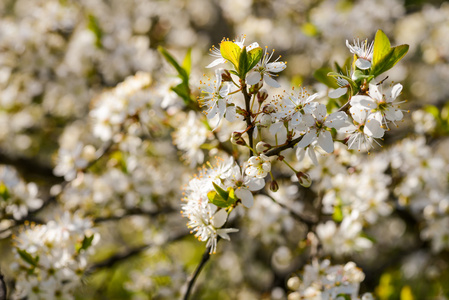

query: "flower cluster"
(181, 157), (267, 253)
(287, 259), (373, 300)
(0, 166), (42, 221)
(11, 212), (98, 300)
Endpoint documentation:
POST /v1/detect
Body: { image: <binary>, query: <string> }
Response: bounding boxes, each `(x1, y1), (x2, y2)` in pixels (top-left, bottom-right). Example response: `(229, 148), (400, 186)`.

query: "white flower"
(173, 111), (209, 167)
(297, 104), (348, 153)
(271, 87), (318, 131)
(350, 83), (405, 128)
(245, 154), (271, 179)
(246, 47), (286, 88)
(198, 69), (234, 130)
(53, 142), (89, 181)
(342, 106), (385, 151)
(224, 163), (265, 208)
(346, 39), (374, 70)
(329, 76), (351, 98)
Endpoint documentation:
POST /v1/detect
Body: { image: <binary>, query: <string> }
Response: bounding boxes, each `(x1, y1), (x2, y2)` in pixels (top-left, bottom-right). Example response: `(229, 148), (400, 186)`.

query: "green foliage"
(158, 46), (193, 105)
(220, 41), (262, 79)
(87, 14), (102, 48)
(78, 234), (95, 253)
(0, 183), (10, 201)
(370, 30), (409, 78)
(314, 67), (339, 89)
(207, 182), (237, 208)
(17, 249), (39, 267)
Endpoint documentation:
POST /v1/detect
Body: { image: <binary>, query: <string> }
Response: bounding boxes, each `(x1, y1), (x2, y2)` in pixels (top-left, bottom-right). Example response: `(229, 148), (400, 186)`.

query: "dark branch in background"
(0, 140), (114, 236)
(0, 150), (63, 184)
(0, 271), (6, 300)
(87, 231), (188, 274)
(93, 207), (176, 223)
(183, 245), (213, 300)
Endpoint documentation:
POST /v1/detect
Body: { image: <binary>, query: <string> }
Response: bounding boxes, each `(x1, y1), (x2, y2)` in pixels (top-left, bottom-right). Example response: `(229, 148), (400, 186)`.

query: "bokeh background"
(1, 0), (449, 299)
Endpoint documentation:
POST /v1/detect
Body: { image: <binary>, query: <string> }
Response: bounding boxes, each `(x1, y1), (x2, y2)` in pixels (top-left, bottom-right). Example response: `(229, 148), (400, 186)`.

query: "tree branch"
(264, 136), (303, 157)
(183, 245), (213, 300)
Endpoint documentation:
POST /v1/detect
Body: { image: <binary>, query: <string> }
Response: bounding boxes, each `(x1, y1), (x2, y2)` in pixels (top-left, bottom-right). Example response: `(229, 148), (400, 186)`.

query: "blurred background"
(1, 0), (449, 299)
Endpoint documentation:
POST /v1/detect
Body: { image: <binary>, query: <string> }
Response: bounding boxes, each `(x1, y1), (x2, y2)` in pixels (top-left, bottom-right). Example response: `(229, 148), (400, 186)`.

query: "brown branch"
(183, 245), (213, 300)
(241, 82), (254, 156)
(264, 136), (303, 157)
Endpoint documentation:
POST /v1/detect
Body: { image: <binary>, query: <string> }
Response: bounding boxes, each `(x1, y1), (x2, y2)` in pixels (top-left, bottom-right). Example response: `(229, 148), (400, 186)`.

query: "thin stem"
(264, 136), (303, 157)
(282, 159), (298, 173)
(183, 246), (212, 300)
(241, 81), (254, 156)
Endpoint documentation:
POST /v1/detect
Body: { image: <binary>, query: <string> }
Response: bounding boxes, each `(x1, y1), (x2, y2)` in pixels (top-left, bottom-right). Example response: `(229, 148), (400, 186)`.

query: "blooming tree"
(1, 1), (449, 300)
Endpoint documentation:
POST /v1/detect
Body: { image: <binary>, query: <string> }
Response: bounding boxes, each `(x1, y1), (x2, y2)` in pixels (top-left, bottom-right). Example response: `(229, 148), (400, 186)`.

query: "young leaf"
(372, 45), (409, 77)
(220, 41), (241, 71)
(212, 182), (229, 201)
(238, 46), (249, 78)
(158, 46), (188, 82)
(78, 234), (95, 253)
(182, 48), (192, 76)
(370, 30), (409, 77)
(0, 183), (9, 201)
(314, 67), (339, 89)
(207, 189), (237, 208)
(372, 29), (391, 67)
(246, 46), (263, 73)
(17, 249), (38, 267)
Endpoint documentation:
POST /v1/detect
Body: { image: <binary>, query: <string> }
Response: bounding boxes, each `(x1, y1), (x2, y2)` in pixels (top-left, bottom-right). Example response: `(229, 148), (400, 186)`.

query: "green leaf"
(87, 14), (102, 48)
(327, 72), (357, 91)
(171, 83), (190, 104)
(158, 46), (189, 83)
(334, 56), (352, 75)
(212, 182), (229, 201)
(0, 183), (10, 201)
(238, 46), (249, 78)
(229, 70), (239, 76)
(372, 29), (391, 67)
(352, 70), (374, 82)
(370, 30), (409, 77)
(78, 235), (95, 253)
(207, 183), (237, 208)
(246, 46), (263, 73)
(314, 67), (339, 89)
(182, 48), (192, 76)
(423, 105), (440, 120)
(336, 295), (351, 300)
(371, 45), (409, 77)
(17, 249), (38, 267)
(332, 199), (343, 222)
(220, 41), (241, 70)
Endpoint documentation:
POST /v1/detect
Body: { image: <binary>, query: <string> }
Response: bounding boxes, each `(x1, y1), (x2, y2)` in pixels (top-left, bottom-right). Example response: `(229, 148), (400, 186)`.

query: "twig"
(264, 136), (303, 157)
(241, 82), (254, 156)
(183, 245), (213, 300)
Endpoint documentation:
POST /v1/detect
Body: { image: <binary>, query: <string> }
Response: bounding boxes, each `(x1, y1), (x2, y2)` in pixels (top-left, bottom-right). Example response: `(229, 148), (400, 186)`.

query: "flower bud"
(296, 172), (312, 188)
(262, 103), (275, 114)
(256, 141), (271, 153)
(221, 69), (232, 82)
(231, 131), (246, 145)
(257, 89), (269, 104)
(270, 180), (279, 192)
